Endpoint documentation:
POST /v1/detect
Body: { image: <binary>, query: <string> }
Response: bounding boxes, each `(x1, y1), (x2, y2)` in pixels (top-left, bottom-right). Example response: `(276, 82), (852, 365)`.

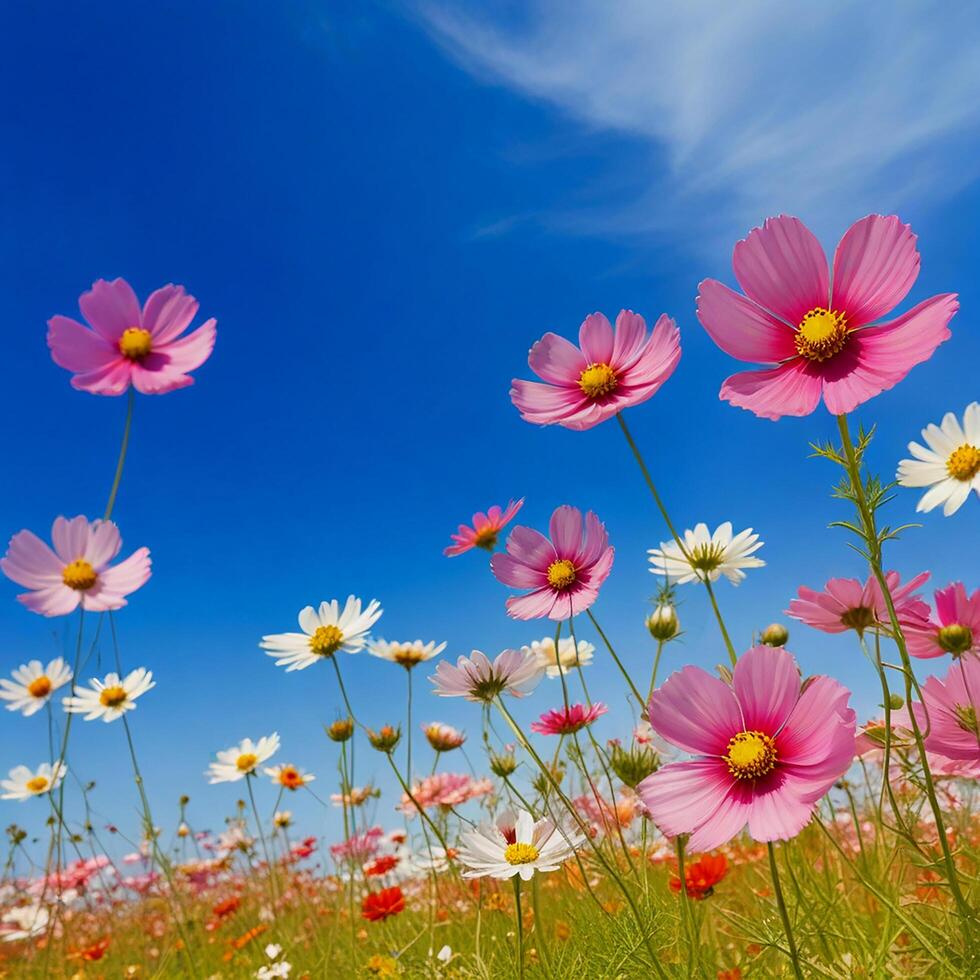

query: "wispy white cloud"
(415, 1), (980, 249)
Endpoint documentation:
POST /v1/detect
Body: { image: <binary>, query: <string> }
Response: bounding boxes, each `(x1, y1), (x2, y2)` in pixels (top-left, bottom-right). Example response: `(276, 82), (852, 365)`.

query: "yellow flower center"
(546, 559), (577, 591)
(26, 776), (49, 794)
(725, 730), (778, 780)
(27, 676), (53, 698)
(504, 842), (540, 865)
(794, 308), (849, 362)
(236, 753), (259, 772)
(393, 647), (425, 668)
(938, 624), (974, 656)
(118, 327), (153, 360)
(62, 559), (97, 590)
(473, 527), (498, 550)
(947, 444), (980, 482)
(99, 685), (128, 708)
(578, 362), (618, 399)
(309, 624), (344, 657)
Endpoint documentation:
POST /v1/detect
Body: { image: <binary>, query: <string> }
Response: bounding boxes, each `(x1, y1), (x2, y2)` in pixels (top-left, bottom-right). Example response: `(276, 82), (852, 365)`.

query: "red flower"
(361, 886), (406, 922)
(365, 854), (399, 877)
(669, 853), (729, 900)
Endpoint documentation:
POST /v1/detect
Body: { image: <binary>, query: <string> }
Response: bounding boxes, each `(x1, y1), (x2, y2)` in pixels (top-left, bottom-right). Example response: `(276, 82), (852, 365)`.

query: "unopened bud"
(646, 605), (680, 642)
(609, 742), (659, 788)
(367, 724), (402, 753)
(888, 694), (904, 711)
(325, 717), (355, 743)
(938, 623), (973, 656)
(760, 623), (789, 647)
(489, 751), (517, 778)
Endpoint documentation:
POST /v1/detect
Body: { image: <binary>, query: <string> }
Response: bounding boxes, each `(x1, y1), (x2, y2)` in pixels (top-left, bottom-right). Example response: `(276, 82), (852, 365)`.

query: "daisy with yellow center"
(1, 761), (68, 802)
(368, 639), (447, 670)
(265, 763), (316, 791)
(648, 521), (764, 586)
(63, 668), (155, 722)
(0, 657), (73, 717)
(207, 734), (280, 784)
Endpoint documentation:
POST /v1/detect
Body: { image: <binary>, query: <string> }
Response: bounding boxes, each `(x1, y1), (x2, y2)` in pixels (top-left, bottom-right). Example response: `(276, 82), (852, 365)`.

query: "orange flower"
(73, 937), (110, 961)
(365, 855), (399, 877)
(361, 886), (405, 922)
(670, 853), (729, 900)
(211, 896), (241, 919)
(231, 924), (268, 950)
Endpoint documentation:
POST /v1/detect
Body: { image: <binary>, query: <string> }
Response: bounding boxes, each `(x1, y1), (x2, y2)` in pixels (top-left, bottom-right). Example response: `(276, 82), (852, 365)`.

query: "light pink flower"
(330, 827), (384, 863)
(531, 702), (608, 736)
(913, 656), (980, 764)
(787, 570), (929, 635)
(48, 278), (216, 395)
(904, 582), (980, 659)
(697, 215), (957, 420)
(398, 772), (492, 815)
(491, 505), (614, 620)
(444, 499), (524, 556)
(510, 310), (680, 430)
(637, 646), (856, 851)
(429, 648), (542, 702)
(1, 516), (151, 617)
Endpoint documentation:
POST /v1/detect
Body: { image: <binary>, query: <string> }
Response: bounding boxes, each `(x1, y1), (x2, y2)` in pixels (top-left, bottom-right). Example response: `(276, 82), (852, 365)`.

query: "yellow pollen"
(578, 362), (618, 399)
(99, 685), (128, 708)
(27, 676), (52, 699)
(62, 559), (97, 591)
(547, 559), (577, 591)
(236, 753), (259, 772)
(393, 648), (425, 668)
(309, 624), (344, 657)
(795, 308), (849, 362)
(504, 842), (540, 865)
(947, 444), (980, 482)
(725, 730), (778, 780)
(26, 776), (49, 794)
(118, 327), (153, 360)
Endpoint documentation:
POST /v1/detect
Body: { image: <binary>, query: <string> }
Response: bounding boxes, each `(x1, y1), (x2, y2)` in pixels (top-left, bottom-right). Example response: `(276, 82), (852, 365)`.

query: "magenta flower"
(787, 570), (929, 635)
(904, 582), (980, 659)
(491, 505), (614, 621)
(1, 516), (151, 617)
(444, 499), (524, 556)
(510, 310), (680, 430)
(697, 215), (957, 420)
(48, 278), (216, 395)
(429, 648), (542, 702)
(912, 656), (980, 764)
(531, 702), (608, 736)
(637, 646), (856, 851)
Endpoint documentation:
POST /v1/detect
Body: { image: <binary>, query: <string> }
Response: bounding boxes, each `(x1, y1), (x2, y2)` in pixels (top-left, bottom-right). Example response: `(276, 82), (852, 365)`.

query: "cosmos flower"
(897, 403), (980, 516)
(368, 639), (446, 670)
(63, 668), (155, 722)
(47, 278), (216, 396)
(0, 658), (73, 716)
(510, 310), (681, 430)
(904, 583), (980, 660)
(422, 722), (466, 752)
(264, 764), (315, 791)
(531, 702), (608, 736)
(696, 214), (957, 419)
(207, 734), (280, 783)
(637, 645), (856, 851)
(913, 656), (980, 764)
(330, 785), (379, 807)
(1, 516), (151, 617)
(669, 853), (729, 900)
(787, 570), (930, 635)
(648, 522), (764, 586)
(331, 827), (384, 864)
(522, 636), (595, 677)
(444, 499), (524, 556)
(457, 808), (585, 880)
(491, 505), (614, 620)
(261, 596), (382, 671)
(1, 904), (50, 942)
(364, 855), (400, 877)
(1, 761), (67, 801)
(429, 648), (542, 702)
(398, 772), (492, 815)
(361, 886), (405, 922)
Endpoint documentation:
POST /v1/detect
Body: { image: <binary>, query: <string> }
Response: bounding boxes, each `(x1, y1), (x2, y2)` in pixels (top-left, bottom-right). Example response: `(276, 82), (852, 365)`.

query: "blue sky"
(1, 1), (978, 851)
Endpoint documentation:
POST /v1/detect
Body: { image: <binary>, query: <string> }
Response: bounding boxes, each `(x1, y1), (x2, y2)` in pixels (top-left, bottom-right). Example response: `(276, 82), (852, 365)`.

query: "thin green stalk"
(648, 638), (665, 703)
(767, 841), (803, 979)
(406, 667), (413, 786)
(585, 609), (644, 706)
(104, 387), (135, 521)
(246, 772), (279, 904)
(513, 876), (526, 980)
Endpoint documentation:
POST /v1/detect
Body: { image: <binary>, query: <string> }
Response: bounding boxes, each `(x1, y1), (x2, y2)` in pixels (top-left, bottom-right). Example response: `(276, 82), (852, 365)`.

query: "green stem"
(406, 667), (413, 786)
(648, 639), (665, 703)
(767, 841), (803, 979)
(246, 773), (279, 904)
(513, 876), (526, 980)
(586, 609), (645, 707)
(104, 387), (134, 521)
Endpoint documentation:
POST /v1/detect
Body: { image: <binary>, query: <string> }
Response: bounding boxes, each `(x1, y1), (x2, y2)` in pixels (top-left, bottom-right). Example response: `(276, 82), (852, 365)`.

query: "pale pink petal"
(141, 285), (199, 344)
(510, 380), (587, 425)
(0, 531), (64, 588)
(490, 554), (548, 589)
(52, 516), (90, 563)
(566, 582), (601, 618)
(720, 359), (822, 420)
(576, 547), (613, 594)
(733, 646), (800, 733)
(130, 361), (196, 395)
(686, 782), (755, 851)
(47, 316), (116, 372)
(152, 319), (216, 373)
(70, 358), (134, 396)
(610, 310), (648, 368)
(96, 548), (151, 597)
(84, 521), (122, 569)
(506, 588), (559, 621)
(696, 279), (798, 362)
(78, 278), (142, 342)
(502, 526), (556, 570)
(637, 759), (735, 842)
(549, 505), (583, 559)
(527, 333), (587, 385)
(618, 315), (682, 388)
(574, 511), (609, 567)
(776, 675), (855, 767)
(648, 665), (741, 755)
(19, 584), (80, 617)
(742, 774), (816, 842)
(578, 313), (614, 364)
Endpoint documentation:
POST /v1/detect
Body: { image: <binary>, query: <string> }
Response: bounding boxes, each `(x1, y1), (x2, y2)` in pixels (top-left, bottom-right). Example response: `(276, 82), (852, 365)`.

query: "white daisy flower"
(1, 761), (67, 801)
(0, 658), (73, 716)
(368, 638), (446, 669)
(264, 763), (315, 791)
(522, 636), (595, 678)
(457, 808), (585, 881)
(647, 522), (764, 586)
(62, 668), (155, 722)
(260, 596), (382, 671)
(207, 733), (280, 783)
(1, 903), (49, 942)
(897, 402), (980, 516)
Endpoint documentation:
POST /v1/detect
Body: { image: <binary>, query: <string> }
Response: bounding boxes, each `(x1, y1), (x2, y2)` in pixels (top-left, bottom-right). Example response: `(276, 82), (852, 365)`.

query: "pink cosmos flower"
(429, 648), (542, 702)
(330, 827), (384, 863)
(510, 310), (681, 430)
(444, 499), (524, 556)
(1, 516), (151, 617)
(787, 570), (930, 635)
(904, 582), (980, 659)
(48, 278), (216, 395)
(490, 505), (614, 620)
(637, 645), (856, 851)
(697, 215), (957, 420)
(913, 656), (980, 764)
(531, 702), (608, 736)
(398, 772), (492, 815)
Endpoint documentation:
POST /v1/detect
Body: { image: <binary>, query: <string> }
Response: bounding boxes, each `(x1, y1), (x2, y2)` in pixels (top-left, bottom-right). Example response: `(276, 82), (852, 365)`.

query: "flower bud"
(423, 723), (466, 752)
(888, 693), (904, 711)
(489, 750), (517, 778)
(938, 623), (973, 656)
(760, 623), (789, 647)
(367, 724), (402, 753)
(325, 717), (355, 743)
(646, 604), (679, 642)
(609, 742), (659, 788)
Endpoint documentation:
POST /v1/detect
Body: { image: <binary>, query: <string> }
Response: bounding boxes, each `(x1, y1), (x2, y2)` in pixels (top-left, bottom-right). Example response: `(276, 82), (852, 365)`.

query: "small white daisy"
(207, 733), (280, 783)
(1, 761), (67, 801)
(264, 763), (315, 791)
(368, 638), (446, 669)
(457, 808), (585, 881)
(62, 668), (155, 722)
(522, 637), (595, 678)
(0, 658), (73, 717)
(647, 522), (764, 586)
(260, 596), (382, 671)
(897, 402), (980, 516)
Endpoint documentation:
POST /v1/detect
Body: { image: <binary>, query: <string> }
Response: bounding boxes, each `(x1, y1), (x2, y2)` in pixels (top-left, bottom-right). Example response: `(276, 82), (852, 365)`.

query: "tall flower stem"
(648, 639), (665, 703)
(513, 876), (526, 980)
(767, 841), (803, 979)
(585, 610), (644, 706)
(383, 754), (455, 858)
(675, 836), (697, 974)
(406, 668), (414, 786)
(245, 773), (279, 905)
(104, 388), (135, 521)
